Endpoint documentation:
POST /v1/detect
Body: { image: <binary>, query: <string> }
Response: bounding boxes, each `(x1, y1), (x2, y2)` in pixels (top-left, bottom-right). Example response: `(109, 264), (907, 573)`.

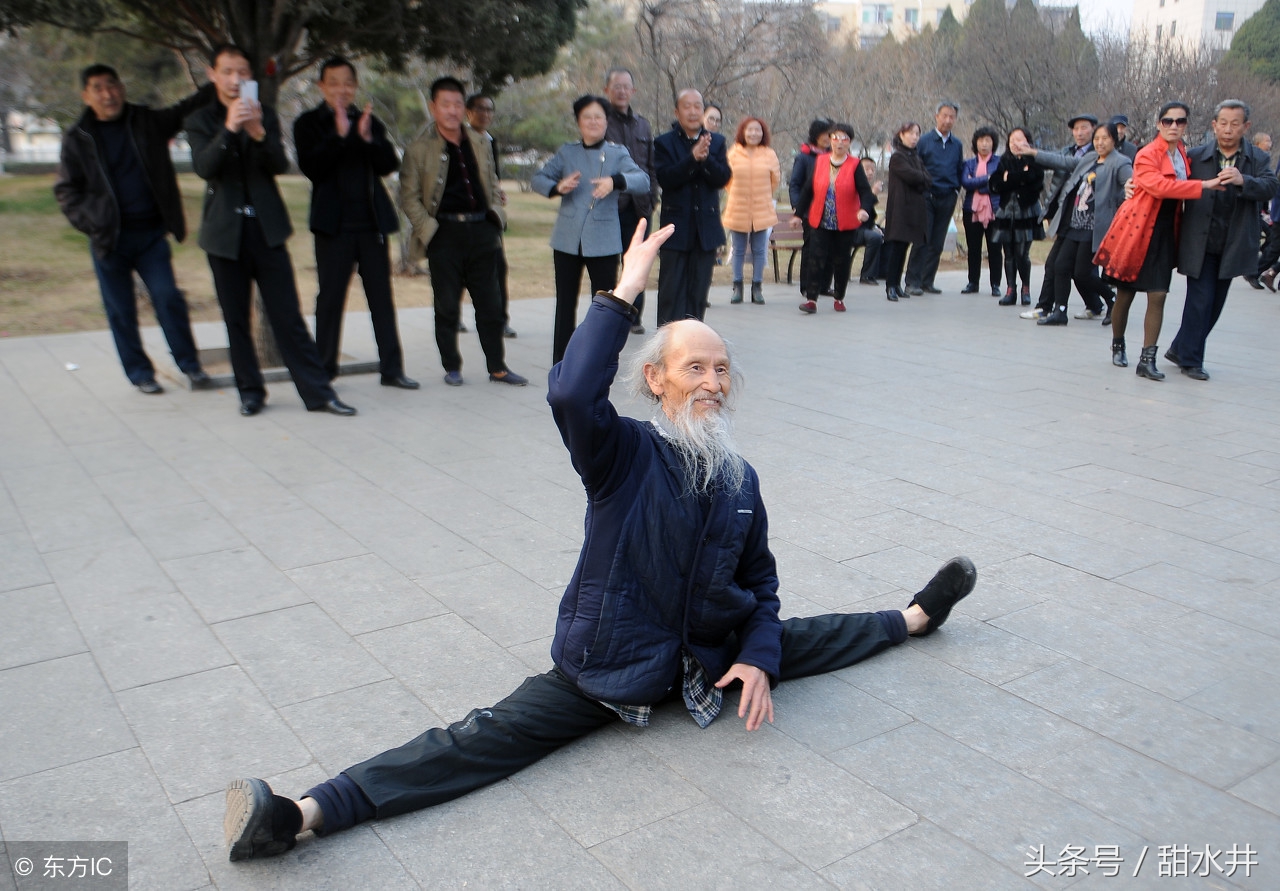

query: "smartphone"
(240, 80), (258, 103)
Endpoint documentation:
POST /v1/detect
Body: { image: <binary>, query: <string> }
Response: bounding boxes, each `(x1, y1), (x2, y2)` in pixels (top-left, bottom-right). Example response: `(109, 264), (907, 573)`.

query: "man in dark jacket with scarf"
(294, 57), (416, 389)
(54, 65), (215, 394)
(654, 89), (732, 325)
(1168, 100), (1279, 380)
(221, 221), (979, 863)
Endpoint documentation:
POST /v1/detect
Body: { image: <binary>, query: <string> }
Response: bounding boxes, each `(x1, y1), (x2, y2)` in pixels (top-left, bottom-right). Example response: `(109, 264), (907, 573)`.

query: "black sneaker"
(908, 556), (977, 635)
(225, 778), (302, 862)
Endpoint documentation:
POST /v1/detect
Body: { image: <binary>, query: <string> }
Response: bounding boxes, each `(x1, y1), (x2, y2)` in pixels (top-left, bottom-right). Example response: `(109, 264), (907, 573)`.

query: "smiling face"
(703, 107), (722, 133)
(318, 63), (357, 113)
(576, 100), (609, 144)
(82, 74), (125, 122)
(644, 321), (731, 421)
(1093, 127), (1115, 158)
(743, 121), (763, 146)
(676, 90), (705, 137)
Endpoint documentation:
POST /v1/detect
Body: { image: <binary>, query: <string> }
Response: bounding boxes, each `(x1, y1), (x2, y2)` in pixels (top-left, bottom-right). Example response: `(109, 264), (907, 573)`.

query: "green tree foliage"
(1224, 0), (1280, 84)
(0, 0), (585, 104)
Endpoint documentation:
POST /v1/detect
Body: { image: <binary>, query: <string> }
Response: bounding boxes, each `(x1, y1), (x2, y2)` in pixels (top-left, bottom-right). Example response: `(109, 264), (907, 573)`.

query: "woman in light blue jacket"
(533, 95), (650, 363)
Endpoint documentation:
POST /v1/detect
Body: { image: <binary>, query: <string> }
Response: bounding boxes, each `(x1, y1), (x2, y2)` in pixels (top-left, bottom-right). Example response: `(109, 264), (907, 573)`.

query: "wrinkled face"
(429, 87), (466, 136)
(576, 101), (608, 144)
(703, 107), (722, 132)
(900, 124), (921, 149)
(935, 105), (956, 135)
(1157, 107), (1189, 145)
(466, 97), (495, 133)
(1093, 128), (1115, 156)
(1072, 120), (1094, 146)
(975, 135), (993, 156)
(1212, 107), (1249, 152)
(676, 90), (704, 135)
(644, 322), (731, 420)
(743, 121), (763, 146)
(208, 51), (253, 107)
(318, 64), (357, 112)
(82, 74), (125, 122)
(606, 71), (634, 112)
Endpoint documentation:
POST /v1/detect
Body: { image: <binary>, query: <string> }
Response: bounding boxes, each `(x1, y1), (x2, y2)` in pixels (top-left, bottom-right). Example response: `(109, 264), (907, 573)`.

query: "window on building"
(1216, 12), (1235, 30)
(1156, 23), (1163, 40)
(906, 8), (919, 28)
(1159, 0), (1164, 6)
(863, 4), (892, 24)
(1171, 20), (1177, 36)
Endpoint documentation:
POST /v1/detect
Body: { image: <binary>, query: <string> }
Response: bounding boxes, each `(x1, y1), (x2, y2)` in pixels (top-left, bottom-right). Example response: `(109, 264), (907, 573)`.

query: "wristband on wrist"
(596, 290), (640, 322)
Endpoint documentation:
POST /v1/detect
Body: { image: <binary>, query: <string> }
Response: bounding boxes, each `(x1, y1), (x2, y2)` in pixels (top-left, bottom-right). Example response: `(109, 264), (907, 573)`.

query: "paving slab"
(3, 273), (1280, 888)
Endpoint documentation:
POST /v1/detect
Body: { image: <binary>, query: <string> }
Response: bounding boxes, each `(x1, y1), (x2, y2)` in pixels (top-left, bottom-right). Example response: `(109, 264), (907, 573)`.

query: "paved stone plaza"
(1, 269), (1278, 889)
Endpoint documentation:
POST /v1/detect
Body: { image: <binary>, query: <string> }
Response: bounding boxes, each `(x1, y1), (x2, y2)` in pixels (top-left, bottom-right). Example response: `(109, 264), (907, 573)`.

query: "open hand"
(715, 663), (774, 731)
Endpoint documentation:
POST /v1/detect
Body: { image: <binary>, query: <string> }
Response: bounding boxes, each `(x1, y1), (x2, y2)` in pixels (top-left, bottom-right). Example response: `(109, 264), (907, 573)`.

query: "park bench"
(770, 213), (804, 283)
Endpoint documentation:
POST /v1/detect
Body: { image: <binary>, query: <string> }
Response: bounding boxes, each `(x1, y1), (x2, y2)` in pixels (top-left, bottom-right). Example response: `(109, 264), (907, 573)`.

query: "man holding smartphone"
(186, 44), (356, 417)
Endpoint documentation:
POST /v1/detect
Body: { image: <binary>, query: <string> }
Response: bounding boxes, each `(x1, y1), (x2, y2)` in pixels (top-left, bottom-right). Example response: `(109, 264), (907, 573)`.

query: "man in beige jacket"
(400, 76), (526, 387)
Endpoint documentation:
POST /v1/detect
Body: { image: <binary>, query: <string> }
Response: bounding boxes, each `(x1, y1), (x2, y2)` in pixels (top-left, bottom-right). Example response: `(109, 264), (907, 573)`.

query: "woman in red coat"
(1095, 102), (1225, 378)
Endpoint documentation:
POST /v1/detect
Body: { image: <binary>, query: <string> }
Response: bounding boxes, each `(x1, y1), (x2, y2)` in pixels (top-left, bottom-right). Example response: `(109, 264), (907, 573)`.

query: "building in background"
(1129, 0), (1266, 51)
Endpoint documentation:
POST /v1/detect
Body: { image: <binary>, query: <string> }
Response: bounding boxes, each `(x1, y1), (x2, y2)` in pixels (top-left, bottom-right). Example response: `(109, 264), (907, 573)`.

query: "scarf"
(971, 154), (994, 226)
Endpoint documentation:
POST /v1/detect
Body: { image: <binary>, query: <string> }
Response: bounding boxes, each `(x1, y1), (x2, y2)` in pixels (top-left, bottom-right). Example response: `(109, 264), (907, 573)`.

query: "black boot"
(998, 286), (1016, 306)
(751, 281), (765, 304)
(730, 281), (744, 304)
(1020, 285), (1031, 305)
(886, 284), (899, 302)
(1111, 337), (1127, 367)
(1037, 306), (1068, 326)
(1136, 345), (1165, 380)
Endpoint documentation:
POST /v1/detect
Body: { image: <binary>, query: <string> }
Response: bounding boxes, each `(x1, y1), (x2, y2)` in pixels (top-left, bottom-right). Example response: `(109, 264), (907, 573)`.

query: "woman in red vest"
(799, 123), (875, 313)
(1095, 102), (1224, 379)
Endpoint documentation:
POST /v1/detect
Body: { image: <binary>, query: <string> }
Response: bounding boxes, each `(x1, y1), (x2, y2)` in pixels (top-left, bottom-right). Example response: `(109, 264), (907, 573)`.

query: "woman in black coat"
(882, 121), (929, 301)
(989, 127), (1046, 305)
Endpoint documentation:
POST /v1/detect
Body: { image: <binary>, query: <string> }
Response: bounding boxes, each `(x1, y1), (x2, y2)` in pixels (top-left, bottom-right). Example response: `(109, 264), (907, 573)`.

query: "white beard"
(654, 393), (746, 497)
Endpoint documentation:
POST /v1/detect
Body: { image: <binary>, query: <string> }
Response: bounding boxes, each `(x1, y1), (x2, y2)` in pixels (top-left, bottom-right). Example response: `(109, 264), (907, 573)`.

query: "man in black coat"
(1169, 100), (1280, 380)
(186, 45), (355, 417)
(294, 58), (416, 389)
(604, 67), (658, 334)
(654, 89), (732, 325)
(54, 65), (215, 394)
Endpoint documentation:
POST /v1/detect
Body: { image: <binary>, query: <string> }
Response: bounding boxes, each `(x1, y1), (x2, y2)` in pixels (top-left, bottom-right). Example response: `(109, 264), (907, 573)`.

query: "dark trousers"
(804, 228), (858, 301)
(90, 226), (201, 384)
(1004, 241), (1032, 295)
(332, 610), (901, 826)
(426, 219), (508, 375)
(853, 225), (883, 281)
(798, 221), (835, 294)
(1170, 252), (1232, 368)
(1048, 237), (1107, 314)
(207, 218), (334, 409)
(1258, 221), (1280, 275)
(313, 230), (404, 380)
(905, 191), (957, 289)
(657, 248), (715, 326)
(552, 250), (618, 364)
(962, 212), (1002, 289)
(882, 239), (910, 289)
(618, 206), (650, 323)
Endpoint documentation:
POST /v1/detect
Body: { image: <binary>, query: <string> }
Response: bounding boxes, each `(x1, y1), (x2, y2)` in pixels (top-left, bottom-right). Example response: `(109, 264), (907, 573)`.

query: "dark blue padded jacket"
(546, 296), (782, 705)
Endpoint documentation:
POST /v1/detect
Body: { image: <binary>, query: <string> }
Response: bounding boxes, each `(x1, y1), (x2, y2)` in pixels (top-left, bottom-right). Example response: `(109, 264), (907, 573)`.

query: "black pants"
(804, 228), (858, 301)
(314, 230), (404, 380)
(426, 219), (508, 375)
(657, 248), (715, 326)
(798, 220), (836, 294)
(1004, 240), (1032, 294)
(853, 225), (883, 281)
(882, 239), (911, 289)
(207, 218), (334, 409)
(1258, 221), (1280, 275)
(1047, 236), (1107, 314)
(618, 206), (650, 323)
(962, 212), (1002, 289)
(1170, 251), (1232, 367)
(326, 610), (902, 827)
(552, 250), (618, 364)
(905, 191), (957, 290)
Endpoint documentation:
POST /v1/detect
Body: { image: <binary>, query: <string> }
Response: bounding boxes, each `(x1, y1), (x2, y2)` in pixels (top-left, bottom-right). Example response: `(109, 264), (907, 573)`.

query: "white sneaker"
(1020, 308), (1045, 319)
(1074, 309), (1100, 320)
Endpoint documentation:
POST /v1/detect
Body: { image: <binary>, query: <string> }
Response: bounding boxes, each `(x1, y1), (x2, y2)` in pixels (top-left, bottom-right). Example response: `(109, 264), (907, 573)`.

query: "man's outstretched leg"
(224, 668), (617, 861)
(780, 556), (976, 679)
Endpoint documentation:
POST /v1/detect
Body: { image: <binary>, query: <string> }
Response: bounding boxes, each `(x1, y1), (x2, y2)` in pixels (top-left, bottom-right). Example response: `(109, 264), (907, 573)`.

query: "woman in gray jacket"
(533, 95), (650, 363)
(1038, 122), (1133, 329)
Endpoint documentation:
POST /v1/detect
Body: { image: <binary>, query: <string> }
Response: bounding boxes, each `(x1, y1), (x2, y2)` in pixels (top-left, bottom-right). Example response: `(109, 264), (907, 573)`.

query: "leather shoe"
(922, 285), (942, 294)
(1245, 274), (1264, 290)
(991, 286), (1002, 297)
(186, 369), (213, 390)
(1164, 347), (1182, 366)
(859, 276), (879, 286)
(380, 374), (420, 390)
(239, 399), (264, 416)
(504, 325), (518, 338)
(906, 286), (923, 296)
(489, 369), (528, 386)
(630, 324), (645, 335)
(443, 370), (464, 387)
(960, 282), (979, 294)
(1262, 268), (1278, 291)
(136, 379), (163, 394)
(311, 398), (357, 416)
(1037, 308), (1069, 326)
(1181, 365), (1210, 380)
